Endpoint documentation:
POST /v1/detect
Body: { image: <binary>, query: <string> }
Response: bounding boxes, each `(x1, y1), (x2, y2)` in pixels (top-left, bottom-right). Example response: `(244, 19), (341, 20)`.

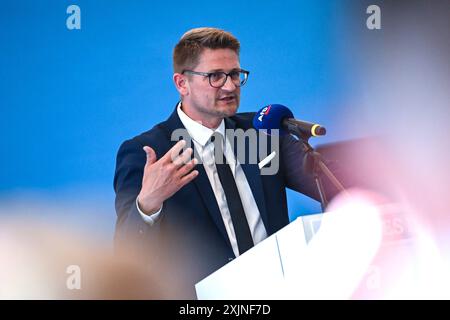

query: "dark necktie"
(210, 132), (254, 255)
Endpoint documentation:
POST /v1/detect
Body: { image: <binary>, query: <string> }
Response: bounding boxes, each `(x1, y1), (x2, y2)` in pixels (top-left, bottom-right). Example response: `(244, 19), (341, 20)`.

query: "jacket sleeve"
(113, 138), (161, 254)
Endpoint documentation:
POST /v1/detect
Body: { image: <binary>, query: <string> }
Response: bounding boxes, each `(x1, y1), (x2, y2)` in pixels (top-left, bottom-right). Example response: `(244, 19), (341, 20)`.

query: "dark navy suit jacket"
(114, 107), (333, 298)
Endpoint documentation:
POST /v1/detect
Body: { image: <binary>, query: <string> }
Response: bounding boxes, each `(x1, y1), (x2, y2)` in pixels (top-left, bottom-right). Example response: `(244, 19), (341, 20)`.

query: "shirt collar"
(176, 102), (225, 147)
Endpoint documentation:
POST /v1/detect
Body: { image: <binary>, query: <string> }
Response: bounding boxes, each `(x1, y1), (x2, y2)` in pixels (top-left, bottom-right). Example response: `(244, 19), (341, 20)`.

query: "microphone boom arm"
(289, 127), (346, 212)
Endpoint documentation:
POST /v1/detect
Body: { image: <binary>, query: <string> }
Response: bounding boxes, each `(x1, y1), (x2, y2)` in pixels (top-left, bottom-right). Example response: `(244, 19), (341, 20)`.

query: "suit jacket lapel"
(161, 106), (231, 249)
(224, 118), (269, 231)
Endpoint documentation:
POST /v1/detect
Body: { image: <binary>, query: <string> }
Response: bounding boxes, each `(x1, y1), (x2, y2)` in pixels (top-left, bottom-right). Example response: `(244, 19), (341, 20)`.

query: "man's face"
(183, 48), (241, 126)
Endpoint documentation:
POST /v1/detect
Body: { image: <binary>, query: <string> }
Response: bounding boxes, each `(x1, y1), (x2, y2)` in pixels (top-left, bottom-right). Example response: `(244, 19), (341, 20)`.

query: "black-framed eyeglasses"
(181, 69), (250, 88)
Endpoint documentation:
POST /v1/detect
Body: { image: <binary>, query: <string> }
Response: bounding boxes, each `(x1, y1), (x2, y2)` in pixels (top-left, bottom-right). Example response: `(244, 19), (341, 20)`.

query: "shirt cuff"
(136, 197), (162, 226)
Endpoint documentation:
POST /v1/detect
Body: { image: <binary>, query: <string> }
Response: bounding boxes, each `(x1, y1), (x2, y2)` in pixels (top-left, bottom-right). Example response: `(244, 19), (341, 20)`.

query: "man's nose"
(221, 75), (237, 91)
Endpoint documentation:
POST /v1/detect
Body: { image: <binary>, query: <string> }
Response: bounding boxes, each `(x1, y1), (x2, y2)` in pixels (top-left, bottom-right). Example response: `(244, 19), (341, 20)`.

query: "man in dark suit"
(114, 27), (330, 299)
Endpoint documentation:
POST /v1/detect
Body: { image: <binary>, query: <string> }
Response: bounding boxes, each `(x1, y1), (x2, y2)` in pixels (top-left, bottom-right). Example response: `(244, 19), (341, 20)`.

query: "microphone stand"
(287, 127), (346, 212)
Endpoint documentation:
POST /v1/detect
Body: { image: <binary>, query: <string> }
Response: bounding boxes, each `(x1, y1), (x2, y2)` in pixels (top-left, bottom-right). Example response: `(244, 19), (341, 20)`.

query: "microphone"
(253, 104), (326, 137)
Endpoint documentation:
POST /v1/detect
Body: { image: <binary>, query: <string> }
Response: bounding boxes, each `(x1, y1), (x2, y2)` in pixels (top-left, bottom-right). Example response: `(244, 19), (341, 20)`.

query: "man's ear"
(173, 73), (189, 96)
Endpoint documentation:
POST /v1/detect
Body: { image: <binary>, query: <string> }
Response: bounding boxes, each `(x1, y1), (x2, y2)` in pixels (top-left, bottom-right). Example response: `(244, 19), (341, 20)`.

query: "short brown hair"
(173, 27), (240, 73)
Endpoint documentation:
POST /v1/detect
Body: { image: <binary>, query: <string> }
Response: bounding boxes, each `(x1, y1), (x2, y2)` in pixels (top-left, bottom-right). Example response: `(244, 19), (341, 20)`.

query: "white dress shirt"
(137, 103), (267, 257)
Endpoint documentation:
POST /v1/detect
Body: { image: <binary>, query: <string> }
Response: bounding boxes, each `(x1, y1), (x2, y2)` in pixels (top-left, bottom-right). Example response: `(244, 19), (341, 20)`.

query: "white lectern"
(196, 204), (396, 299)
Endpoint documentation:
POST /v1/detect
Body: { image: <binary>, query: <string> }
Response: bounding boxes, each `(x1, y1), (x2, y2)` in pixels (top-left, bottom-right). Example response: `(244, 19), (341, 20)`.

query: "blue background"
(0, 0), (359, 239)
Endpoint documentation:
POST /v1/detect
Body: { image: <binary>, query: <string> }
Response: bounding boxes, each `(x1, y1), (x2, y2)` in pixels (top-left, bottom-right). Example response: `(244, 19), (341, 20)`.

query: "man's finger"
(176, 158), (198, 178)
(179, 169), (199, 187)
(143, 146), (157, 166)
(172, 147), (193, 167)
(162, 140), (187, 163)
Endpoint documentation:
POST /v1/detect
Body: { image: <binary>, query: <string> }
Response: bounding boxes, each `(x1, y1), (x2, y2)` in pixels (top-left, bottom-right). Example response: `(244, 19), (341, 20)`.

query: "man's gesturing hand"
(137, 140), (198, 215)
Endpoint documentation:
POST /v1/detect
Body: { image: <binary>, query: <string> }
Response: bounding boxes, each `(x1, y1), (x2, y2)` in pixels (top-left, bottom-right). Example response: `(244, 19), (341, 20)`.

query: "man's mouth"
(218, 96), (236, 103)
